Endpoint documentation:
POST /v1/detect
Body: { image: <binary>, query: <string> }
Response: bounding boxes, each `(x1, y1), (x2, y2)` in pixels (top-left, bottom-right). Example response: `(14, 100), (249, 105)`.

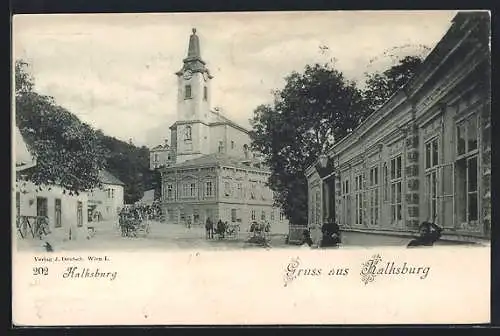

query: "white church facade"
(158, 28), (289, 233)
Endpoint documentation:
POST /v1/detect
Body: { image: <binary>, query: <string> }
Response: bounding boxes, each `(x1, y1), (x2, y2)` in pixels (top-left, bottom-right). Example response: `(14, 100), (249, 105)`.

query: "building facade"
(160, 28), (289, 233)
(150, 139), (174, 170)
(306, 12), (491, 242)
(88, 170), (125, 221)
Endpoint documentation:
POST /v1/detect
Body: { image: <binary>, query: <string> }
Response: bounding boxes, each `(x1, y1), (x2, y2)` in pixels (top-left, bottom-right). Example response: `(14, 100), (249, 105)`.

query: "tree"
(363, 55), (424, 111)
(15, 60), (108, 194)
(250, 63), (370, 225)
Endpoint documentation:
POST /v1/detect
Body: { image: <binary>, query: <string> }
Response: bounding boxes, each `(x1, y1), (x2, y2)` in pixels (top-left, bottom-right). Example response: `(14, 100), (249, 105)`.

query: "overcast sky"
(13, 11), (457, 147)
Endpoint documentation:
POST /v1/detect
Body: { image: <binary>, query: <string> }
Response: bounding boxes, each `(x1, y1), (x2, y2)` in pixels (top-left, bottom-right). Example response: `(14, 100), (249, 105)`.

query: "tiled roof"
(99, 170), (125, 186)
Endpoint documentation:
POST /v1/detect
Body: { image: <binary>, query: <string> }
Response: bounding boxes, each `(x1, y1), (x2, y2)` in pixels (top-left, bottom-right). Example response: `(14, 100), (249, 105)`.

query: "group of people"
(300, 219), (443, 248)
(118, 204), (157, 237)
(205, 218), (232, 239)
(301, 218), (341, 248)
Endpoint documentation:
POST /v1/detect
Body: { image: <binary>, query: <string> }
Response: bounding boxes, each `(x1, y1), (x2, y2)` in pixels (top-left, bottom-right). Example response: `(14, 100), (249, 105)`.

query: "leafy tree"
(363, 55), (424, 111)
(15, 60), (108, 194)
(250, 63), (370, 225)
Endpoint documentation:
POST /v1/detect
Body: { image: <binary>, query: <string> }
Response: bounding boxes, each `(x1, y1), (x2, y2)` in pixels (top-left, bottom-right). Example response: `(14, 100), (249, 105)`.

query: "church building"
(158, 29), (289, 233)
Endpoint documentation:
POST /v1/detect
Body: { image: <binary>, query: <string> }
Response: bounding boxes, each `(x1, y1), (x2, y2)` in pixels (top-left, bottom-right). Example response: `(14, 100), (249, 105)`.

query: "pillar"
(405, 123), (420, 230)
(481, 102), (491, 238)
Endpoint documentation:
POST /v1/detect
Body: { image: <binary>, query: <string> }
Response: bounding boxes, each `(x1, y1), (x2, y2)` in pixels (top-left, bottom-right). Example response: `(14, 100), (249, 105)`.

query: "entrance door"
(36, 197), (48, 218)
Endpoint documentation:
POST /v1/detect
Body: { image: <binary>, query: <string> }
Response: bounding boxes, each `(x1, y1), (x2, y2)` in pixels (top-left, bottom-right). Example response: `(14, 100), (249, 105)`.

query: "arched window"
(184, 126), (192, 141)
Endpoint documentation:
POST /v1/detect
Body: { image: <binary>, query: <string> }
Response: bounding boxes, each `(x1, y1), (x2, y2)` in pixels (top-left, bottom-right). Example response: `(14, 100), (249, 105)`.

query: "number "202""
(33, 267), (48, 276)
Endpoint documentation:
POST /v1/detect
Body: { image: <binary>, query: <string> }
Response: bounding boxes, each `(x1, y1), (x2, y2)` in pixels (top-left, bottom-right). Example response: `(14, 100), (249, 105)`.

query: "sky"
(13, 11), (458, 147)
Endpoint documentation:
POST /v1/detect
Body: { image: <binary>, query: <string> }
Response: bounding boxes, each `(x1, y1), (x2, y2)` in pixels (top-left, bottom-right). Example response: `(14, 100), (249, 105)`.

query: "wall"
(88, 184), (124, 221)
(15, 180), (88, 241)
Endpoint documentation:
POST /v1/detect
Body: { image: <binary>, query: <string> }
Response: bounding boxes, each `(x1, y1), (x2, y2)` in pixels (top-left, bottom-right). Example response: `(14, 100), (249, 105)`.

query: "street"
(16, 219), (479, 253)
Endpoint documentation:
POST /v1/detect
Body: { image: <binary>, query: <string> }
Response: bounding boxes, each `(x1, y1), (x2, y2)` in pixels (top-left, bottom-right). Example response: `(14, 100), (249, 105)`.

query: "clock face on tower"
(183, 70), (193, 80)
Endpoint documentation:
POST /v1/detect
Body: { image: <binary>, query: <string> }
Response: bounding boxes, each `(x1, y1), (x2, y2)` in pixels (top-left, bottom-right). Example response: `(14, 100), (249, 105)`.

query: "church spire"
(183, 27), (205, 65)
(186, 28), (201, 60)
(176, 28), (212, 78)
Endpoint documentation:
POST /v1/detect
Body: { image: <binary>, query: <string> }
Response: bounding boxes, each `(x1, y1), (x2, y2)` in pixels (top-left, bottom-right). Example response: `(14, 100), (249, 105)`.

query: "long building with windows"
(306, 12), (491, 243)
(158, 28), (289, 233)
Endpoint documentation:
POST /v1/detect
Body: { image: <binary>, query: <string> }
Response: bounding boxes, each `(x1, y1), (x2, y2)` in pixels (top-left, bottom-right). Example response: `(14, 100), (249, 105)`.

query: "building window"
(341, 177), (351, 226)
(182, 183), (190, 197)
(190, 183), (196, 197)
(111, 189), (115, 199)
(231, 209), (237, 222)
(154, 153), (159, 162)
(261, 210), (266, 221)
(167, 184), (173, 198)
(185, 85), (192, 99)
(368, 166), (379, 226)
(231, 141), (234, 149)
(77, 201), (83, 227)
(251, 210), (256, 221)
(250, 183), (256, 200)
(280, 211), (286, 221)
(205, 181), (213, 197)
(184, 125), (192, 141)
(236, 182), (242, 198)
(455, 115), (479, 226)
(354, 174), (363, 225)
(55, 199), (62, 228)
(203, 86), (208, 100)
(270, 209), (275, 221)
(425, 137), (439, 221)
(390, 155), (403, 225)
(218, 141), (224, 153)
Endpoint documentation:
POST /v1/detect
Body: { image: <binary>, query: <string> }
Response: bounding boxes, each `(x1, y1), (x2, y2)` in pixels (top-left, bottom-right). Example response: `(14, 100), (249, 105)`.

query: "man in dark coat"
(407, 222), (443, 247)
(205, 217), (214, 239)
(301, 229), (314, 247)
(320, 218), (341, 247)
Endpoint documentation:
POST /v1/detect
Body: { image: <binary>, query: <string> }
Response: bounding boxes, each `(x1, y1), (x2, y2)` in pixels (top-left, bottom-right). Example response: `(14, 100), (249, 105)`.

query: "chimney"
(164, 139), (169, 148)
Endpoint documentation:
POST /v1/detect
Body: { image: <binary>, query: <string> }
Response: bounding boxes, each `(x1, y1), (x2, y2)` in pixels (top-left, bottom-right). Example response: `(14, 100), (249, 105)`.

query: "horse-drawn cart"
(119, 213), (150, 238)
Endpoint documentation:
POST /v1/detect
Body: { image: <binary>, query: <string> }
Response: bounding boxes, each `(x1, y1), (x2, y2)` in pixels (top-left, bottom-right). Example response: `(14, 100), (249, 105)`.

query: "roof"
(210, 110), (249, 133)
(99, 170), (125, 186)
(15, 126), (36, 171)
(327, 11), (488, 159)
(151, 144), (169, 151)
(170, 153), (269, 172)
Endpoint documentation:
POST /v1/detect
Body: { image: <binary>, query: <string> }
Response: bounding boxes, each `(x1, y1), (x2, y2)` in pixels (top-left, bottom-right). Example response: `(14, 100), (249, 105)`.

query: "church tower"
(171, 28), (214, 163)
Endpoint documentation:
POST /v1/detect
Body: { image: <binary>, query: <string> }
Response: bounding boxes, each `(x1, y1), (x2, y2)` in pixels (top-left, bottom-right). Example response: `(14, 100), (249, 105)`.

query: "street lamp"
(318, 153), (329, 169)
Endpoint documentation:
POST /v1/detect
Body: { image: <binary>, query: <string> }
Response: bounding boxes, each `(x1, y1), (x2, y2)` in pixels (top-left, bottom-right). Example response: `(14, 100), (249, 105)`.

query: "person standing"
(205, 217), (213, 239)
